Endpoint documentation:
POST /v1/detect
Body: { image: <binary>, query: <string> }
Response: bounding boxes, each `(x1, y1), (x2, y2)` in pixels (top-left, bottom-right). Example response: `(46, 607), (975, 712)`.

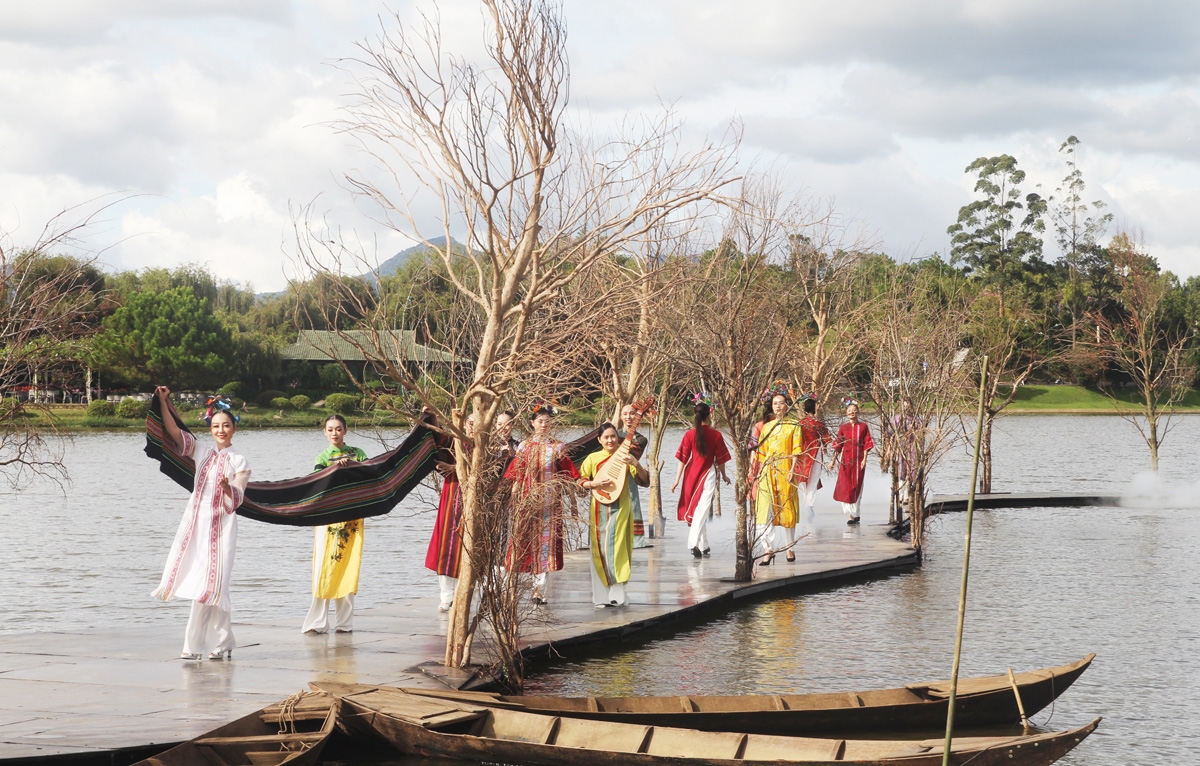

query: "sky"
(2, 0), (1199, 292)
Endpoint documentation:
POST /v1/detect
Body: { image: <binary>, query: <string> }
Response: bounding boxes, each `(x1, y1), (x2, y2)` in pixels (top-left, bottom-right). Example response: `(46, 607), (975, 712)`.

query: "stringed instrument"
(591, 396), (655, 505)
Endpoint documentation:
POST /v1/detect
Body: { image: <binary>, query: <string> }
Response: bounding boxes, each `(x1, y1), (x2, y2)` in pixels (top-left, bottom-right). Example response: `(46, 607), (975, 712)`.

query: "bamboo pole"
(1007, 667), (1030, 733)
(942, 354), (989, 766)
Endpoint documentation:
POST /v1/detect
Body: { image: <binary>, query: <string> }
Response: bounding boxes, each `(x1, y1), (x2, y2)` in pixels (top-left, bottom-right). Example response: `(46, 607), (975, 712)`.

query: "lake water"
(3, 414), (1199, 764)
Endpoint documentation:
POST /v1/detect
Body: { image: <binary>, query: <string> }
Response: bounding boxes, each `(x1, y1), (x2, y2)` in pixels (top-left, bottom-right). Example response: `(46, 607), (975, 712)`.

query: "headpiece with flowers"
(530, 400), (558, 416)
(691, 391), (715, 409)
(841, 396), (860, 408)
(799, 391), (817, 402)
(760, 380), (794, 404)
(204, 397), (240, 425)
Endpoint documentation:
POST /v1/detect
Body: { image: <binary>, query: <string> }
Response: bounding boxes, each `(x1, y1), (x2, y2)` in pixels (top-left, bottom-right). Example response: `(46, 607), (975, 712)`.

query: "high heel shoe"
(759, 553), (775, 566)
(208, 649), (232, 660)
(180, 652), (202, 660)
(786, 552), (796, 562)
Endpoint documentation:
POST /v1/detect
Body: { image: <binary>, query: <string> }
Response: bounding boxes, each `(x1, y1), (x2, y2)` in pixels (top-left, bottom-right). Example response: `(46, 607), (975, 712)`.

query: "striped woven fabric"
(145, 396), (440, 527)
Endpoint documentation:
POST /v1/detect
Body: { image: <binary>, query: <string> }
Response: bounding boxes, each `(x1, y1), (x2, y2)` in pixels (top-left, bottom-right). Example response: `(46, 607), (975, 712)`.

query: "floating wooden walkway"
(0, 514), (916, 763)
(927, 492), (1122, 514)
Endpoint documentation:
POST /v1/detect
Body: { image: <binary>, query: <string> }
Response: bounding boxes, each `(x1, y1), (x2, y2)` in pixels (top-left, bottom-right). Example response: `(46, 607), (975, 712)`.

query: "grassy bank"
(1004, 384), (1200, 413)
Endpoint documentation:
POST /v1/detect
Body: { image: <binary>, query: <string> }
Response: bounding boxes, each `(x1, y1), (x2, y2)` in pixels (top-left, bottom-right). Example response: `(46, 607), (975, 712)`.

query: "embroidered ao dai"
(503, 437), (579, 575)
(579, 450), (641, 606)
(302, 444), (368, 633)
(753, 418), (802, 557)
(153, 431), (251, 656)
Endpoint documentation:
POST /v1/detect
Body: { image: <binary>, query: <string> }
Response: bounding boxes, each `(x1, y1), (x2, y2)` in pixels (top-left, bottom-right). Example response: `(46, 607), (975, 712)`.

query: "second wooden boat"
(134, 690), (336, 766)
(401, 654), (1095, 735)
(315, 682), (1098, 766)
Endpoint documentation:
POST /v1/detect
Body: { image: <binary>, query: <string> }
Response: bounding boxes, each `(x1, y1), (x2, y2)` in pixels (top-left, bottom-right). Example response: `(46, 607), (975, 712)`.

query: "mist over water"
(3, 415), (1198, 763)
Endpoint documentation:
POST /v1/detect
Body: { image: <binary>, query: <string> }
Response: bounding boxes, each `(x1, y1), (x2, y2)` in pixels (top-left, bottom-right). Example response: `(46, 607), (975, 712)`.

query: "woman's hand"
(335, 457), (352, 467)
(155, 385), (171, 400)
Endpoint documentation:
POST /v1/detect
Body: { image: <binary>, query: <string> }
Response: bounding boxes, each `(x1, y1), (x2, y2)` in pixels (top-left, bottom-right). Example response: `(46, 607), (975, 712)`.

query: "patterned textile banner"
(145, 396), (440, 526)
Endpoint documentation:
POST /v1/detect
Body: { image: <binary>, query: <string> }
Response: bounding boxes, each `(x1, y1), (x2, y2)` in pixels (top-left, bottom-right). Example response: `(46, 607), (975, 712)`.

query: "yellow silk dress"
(753, 418), (802, 528)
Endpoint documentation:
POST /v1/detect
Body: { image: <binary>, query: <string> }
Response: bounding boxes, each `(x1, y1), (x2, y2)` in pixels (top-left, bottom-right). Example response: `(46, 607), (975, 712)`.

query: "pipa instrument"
(590, 396), (654, 505)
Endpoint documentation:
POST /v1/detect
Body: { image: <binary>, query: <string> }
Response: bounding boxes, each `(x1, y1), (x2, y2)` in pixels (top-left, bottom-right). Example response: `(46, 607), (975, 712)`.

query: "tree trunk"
(733, 449), (752, 580)
(86, 367), (93, 404)
(979, 413), (994, 494)
(1148, 412), (1160, 472)
(645, 368), (671, 537)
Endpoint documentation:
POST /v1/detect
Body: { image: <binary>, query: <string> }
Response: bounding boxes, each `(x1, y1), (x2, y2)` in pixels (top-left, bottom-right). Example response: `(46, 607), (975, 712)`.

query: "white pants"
(800, 462), (822, 519)
(775, 524), (796, 549)
(687, 471), (716, 552)
(438, 575), (458, 609)
(842, 500), (861, 520)
(183, 600), (234, 656)
(591, 565), (628, 606)
(754, 521), (775, 559)
(302, 594), (355, 633)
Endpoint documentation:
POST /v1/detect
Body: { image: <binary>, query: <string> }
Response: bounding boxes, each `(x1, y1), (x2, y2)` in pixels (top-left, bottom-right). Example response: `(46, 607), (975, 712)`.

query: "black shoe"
(847, 517), (860, 525)
(702, 548), (711, 558)
(759, 553), (774, 566)
(691, 547), (702, 558)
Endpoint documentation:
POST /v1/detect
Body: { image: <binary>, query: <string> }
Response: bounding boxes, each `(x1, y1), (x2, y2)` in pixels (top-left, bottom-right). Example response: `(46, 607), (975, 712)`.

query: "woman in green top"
(302, 414), (369, 634)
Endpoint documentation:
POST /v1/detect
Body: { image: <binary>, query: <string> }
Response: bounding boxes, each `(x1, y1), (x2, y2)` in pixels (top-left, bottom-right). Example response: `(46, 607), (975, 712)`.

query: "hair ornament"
(691, 391), (715, 409)
(761, 380), (794, 403)
(530, 400), (558, 416)
(204, 397), (240, 425)
(842, 396), (860, 408)
(799, 391), (817, 402)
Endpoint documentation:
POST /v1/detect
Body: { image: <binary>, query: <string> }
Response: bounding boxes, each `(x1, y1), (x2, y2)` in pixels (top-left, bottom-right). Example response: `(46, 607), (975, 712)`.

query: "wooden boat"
(134, 690), (336, 766)
(314, 682), (1098, 766)
(400, 654), (1095, 735)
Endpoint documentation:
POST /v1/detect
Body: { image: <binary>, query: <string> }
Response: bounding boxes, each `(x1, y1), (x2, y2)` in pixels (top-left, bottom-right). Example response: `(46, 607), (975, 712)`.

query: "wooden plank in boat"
(642, 728), (745, 759)
(195, 733), (327, 746)
(481, 710), (559, 744)
(741, 734), (845, 761)
(552, 716), (650, 752)
(917, 671), (1047, 699)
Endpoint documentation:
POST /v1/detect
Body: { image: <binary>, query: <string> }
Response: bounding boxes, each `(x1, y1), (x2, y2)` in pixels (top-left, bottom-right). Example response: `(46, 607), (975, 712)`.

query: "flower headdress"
(760, 380), (793, 404)
(530, 400), (558, 416)
(204, 397), (239, 425)
(691, 391), (715, 409)
(798, 391), (817, 402)
(841, 396), (860, 408)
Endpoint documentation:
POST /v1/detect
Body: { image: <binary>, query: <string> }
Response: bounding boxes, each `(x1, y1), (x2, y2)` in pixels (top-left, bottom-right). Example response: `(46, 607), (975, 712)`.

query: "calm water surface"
(3, 415), (1198, 764)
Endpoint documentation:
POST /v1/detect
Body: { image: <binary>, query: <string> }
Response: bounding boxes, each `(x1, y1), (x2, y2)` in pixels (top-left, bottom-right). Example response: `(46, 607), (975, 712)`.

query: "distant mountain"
(255, 236), (461, 300)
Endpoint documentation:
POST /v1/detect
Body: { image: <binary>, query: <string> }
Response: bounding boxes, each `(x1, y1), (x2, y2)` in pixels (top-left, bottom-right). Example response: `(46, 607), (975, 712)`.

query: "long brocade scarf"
(145, 396), (439, 527)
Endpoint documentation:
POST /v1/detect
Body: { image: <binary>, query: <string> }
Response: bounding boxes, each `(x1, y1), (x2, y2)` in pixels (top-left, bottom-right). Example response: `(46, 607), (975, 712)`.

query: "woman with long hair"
(303, 414), (369, 633)
(671, 395), (731, 558)
(833, 398), (874, 524)
(151, 386), (251, 660)
(577, 422), (648, 607)
(503, 404), (579, 605)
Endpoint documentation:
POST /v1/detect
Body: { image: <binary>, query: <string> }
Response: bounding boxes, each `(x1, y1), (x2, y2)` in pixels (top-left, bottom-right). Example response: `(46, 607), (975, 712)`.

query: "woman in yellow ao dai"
(753, 393), (802, 564)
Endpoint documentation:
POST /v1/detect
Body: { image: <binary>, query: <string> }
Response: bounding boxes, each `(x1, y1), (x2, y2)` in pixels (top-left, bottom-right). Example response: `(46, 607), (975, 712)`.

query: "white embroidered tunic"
(152, 431), (251, 609)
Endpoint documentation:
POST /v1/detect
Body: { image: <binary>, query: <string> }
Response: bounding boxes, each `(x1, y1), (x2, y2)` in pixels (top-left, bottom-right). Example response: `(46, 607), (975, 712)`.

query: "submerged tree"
(298, 0), (737, 680)
(1092, 232), (1193, 471)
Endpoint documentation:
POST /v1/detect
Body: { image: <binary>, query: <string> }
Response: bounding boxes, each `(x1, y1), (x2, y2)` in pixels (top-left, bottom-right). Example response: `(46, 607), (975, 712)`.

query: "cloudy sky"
(2, 0), (1198, 291)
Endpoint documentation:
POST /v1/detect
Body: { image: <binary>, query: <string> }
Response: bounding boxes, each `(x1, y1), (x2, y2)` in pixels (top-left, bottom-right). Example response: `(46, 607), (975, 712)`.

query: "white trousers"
(842, 500), (862, 519)
(775, 524), (796, 550)
(754, 521), (775, 559)
(800, 463), (822, 515)
(590, 565), (628, 606)
(687, 471), (716, 552)
(438, 575), (458, 609)
(183, 600), (234, 656)
(302, 594), (354, 633)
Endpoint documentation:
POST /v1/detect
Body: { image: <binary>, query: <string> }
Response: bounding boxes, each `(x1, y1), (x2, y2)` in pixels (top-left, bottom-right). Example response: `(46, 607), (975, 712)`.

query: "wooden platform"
(927, 492), (1122, 513)
(0, 514), (916, 763)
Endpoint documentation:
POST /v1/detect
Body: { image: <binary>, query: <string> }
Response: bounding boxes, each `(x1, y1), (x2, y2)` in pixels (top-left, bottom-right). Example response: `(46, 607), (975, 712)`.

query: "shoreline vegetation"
(22, 384), (1200, 432)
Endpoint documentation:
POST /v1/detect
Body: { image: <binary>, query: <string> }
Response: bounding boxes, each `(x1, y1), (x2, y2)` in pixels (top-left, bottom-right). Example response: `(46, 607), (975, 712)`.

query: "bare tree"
(866, 266), (971, 549)
(1092, 232), (1193, 471)
(298, 0), (737, 673)
(0, 204), (114, 488)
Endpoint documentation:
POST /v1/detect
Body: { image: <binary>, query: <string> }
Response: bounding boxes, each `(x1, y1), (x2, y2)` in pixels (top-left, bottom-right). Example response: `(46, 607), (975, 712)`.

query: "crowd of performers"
(148, 383), (877, 660)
